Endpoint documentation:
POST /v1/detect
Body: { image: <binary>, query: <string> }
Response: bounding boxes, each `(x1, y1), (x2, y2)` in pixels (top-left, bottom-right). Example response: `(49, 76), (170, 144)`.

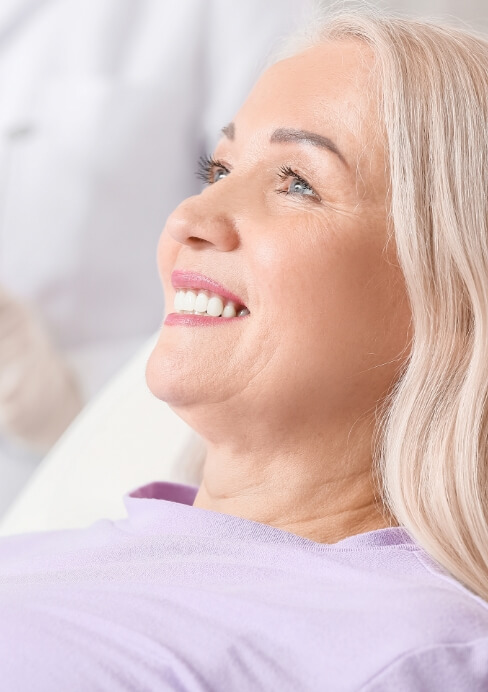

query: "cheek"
(252, 215), (407, 386)
(157, 229), (179, 292)
(252, 215), (375, 322)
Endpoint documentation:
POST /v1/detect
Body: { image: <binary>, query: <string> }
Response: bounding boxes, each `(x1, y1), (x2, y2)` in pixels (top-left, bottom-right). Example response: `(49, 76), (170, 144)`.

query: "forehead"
(247, 39), (376, 129)
(233, 40), (383, 184)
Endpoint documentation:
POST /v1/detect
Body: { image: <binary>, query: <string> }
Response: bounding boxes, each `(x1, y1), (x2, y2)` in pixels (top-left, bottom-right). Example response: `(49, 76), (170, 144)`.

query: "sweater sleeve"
(360, 637), (488, 692)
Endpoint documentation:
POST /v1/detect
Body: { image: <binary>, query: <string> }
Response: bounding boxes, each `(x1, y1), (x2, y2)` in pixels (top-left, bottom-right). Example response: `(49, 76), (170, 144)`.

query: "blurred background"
(0, 0), (487, 521)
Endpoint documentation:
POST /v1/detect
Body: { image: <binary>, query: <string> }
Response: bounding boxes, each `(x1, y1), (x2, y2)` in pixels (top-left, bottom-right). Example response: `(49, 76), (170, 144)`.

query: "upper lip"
(171, 270), (247, 308)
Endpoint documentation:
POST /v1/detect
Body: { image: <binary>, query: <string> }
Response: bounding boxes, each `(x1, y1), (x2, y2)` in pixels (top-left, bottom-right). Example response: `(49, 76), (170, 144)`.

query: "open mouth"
(173, 288), (250, 318)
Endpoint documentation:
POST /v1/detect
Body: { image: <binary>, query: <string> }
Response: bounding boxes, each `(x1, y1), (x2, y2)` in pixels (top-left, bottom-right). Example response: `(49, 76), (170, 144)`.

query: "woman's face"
(147, 40), (412, 440)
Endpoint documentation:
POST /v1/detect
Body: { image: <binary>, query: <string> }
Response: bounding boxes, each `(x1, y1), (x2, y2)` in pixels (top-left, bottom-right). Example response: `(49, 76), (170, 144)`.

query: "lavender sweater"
(0, 480), (487, 691)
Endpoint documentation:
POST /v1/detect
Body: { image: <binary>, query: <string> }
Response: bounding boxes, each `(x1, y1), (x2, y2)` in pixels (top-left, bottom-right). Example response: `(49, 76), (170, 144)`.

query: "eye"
(196, 155), (230, 185)
(277, 165), (320, 201)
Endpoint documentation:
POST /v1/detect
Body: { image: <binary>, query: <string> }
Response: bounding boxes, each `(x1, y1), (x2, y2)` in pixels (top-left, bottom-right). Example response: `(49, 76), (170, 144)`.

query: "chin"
(145, 341), (187, 406)
(144, 342), (217, 440)
(144, 335), (212, 410)
(145, 325), (241, 416)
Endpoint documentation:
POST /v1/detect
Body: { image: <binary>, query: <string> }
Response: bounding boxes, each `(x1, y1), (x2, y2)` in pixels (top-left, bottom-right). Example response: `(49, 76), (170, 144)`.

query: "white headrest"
(0, 333), (204, 535)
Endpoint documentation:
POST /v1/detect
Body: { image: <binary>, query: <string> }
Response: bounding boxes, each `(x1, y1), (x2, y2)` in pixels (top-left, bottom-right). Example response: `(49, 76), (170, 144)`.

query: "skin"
(146, 39), (413, 544)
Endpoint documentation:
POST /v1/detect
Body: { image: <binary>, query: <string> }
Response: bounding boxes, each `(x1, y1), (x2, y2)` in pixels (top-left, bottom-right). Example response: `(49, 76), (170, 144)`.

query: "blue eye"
(196, 156), (320, 202)
(288, 178), (314, 196)
(196, 155), (230, 185)
(213, 168), (229, 182)
(277, 165), (320, 201)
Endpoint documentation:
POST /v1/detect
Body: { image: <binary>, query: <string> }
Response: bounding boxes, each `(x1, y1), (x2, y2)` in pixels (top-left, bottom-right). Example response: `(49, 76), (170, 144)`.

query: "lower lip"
(164, 312), (248, 326)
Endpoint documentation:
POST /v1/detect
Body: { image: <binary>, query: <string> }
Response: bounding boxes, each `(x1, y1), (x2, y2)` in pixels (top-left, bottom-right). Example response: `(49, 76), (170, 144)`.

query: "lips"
(171, 270), (247, 309)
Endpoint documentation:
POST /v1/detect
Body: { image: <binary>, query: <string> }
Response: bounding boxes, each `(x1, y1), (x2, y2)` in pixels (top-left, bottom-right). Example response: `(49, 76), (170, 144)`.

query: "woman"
(1, 9), (488, 691)
(0, 0), (312, 517)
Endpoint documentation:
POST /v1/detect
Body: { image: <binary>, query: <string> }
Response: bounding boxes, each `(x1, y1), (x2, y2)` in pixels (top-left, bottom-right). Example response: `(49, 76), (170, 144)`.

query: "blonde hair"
(277, 3), (488, 601)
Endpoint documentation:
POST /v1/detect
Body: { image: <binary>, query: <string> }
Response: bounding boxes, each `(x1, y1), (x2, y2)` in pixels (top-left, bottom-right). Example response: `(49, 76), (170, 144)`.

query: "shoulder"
(359, 636), (488, 691)
(351, 546), (488, 690)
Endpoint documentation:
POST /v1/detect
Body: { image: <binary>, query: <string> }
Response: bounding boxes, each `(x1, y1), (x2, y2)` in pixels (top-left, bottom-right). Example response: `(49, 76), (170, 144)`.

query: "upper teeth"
(173, 289), (250, 318)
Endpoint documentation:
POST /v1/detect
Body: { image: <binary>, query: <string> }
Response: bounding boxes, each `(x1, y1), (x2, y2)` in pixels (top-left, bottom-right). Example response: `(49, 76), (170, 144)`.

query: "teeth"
(174, 291), (186, 311)
(172, 289), (249, 318)
(207, 296), (224, 317)
(222, 303), (236, 318)
(194, 291), (208, 313)
(184, 290), (197, 311)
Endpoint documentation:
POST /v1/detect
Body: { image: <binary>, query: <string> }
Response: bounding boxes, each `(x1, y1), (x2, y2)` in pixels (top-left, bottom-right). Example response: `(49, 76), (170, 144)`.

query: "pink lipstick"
(165, 270), (250, 327)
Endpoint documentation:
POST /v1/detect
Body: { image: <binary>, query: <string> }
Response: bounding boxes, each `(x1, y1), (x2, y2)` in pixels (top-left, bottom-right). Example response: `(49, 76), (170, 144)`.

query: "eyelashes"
(196, 155), (320, 201)
(196, 155), (229, 184)
(276, 165), (314, 194)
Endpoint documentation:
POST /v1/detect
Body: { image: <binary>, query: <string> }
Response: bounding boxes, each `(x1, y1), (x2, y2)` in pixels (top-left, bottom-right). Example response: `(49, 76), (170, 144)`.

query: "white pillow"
(0, 333), (205, 535)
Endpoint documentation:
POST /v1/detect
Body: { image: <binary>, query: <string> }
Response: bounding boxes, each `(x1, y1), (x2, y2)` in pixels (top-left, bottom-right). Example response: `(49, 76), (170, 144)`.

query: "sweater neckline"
(123, 480), (417, 552)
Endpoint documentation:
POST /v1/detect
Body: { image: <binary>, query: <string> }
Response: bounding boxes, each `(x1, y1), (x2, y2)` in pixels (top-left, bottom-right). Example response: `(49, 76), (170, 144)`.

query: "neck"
(191, 434), (397, 545)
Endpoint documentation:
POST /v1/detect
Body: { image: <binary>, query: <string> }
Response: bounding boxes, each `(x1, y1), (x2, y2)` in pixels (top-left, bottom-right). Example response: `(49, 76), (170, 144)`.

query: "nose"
(165, 192), (240, 252)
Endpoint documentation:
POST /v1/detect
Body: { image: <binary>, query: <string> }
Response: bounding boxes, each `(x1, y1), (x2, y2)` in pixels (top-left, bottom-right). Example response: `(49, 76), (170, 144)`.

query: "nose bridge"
(165, 186), (240, 252)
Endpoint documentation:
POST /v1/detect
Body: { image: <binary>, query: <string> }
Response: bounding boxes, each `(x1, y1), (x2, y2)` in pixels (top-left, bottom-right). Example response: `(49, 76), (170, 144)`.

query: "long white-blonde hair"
(187, 3), (488, 602)
(273, 2), (488, 601)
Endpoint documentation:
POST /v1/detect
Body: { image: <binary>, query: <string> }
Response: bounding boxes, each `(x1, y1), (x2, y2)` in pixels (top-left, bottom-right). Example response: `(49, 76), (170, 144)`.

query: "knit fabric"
(0, 480), (487, 691)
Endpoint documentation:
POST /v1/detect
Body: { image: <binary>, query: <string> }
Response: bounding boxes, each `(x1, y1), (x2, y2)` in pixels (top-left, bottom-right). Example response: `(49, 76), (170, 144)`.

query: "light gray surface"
(0, 438), (41, 520)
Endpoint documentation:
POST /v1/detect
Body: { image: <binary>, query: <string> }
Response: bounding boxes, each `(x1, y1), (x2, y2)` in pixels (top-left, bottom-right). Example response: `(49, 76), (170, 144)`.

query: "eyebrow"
(221, 122), (348, 168)
(221, 122), (235, 139)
